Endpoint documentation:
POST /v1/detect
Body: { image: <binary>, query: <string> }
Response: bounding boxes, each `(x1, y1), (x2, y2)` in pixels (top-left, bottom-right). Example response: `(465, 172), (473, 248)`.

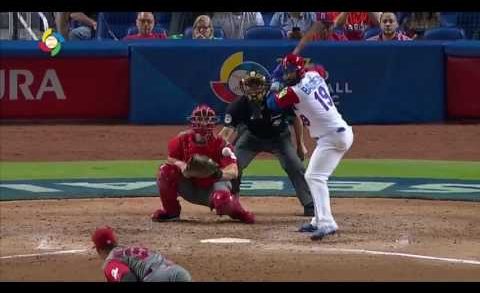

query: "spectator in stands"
(56, 12), (97, 40)
(123, 12), (167, 40)
(169, 12), (212, 36)
(192, 15), (215, 39)
(211, 12), (264, 39)
(367, 12), (412, 41)
(401, 12), (440, 39)
(269, 12), (316, 40)
(310, 12), (348, 41)
(333, 12), (381, 40)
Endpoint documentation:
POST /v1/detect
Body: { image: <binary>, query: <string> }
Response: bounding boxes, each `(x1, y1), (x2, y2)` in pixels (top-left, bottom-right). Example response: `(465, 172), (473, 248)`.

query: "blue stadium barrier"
(128, 40), (445, 124)
(0, 40), (129, 57)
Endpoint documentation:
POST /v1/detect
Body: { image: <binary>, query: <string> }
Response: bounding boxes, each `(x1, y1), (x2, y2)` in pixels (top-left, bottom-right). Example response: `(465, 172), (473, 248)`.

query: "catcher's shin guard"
(155, 164), (182, 217)
(209, 190), (255, 224)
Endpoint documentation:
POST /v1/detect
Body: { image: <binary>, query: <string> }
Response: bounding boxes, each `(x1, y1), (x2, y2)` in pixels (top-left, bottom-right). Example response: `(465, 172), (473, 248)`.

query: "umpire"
(218, 70), (314, 216)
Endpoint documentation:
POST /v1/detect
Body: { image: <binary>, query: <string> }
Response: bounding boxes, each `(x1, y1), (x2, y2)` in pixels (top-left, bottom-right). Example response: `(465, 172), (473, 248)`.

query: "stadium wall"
(445, 41), (480, 119)
(1, 40), (479, 122)
(0, 41), (129, 119)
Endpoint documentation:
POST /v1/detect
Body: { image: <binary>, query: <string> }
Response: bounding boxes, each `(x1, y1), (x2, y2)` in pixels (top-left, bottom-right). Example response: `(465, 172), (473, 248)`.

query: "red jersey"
(168, 130), (237, 188)
(331, 12), (376, 40)
(123, 32), (167, 40)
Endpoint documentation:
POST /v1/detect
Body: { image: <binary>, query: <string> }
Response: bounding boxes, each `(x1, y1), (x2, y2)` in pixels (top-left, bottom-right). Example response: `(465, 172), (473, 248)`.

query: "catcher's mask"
(239, 70), (270, 105)
(188, 104), (220, 141)
(282, 53), (306, 86)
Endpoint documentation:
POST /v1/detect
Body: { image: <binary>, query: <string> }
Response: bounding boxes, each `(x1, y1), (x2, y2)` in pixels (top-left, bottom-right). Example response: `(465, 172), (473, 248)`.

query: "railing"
(4, 12), (51, 40)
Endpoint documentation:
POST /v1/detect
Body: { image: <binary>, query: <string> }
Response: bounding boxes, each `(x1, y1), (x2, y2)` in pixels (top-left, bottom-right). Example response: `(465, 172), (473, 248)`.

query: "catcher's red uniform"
(168, 130), (236, 189)
(153, 129), (254, 224)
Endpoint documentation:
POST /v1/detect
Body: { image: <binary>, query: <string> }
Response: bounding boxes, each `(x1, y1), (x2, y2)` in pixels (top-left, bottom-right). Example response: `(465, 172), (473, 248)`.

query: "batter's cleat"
(298, 223), (318, 232)
(151, 209), (180, 222)
(310, 226), (337, 241)
(303, 204), (314, 217)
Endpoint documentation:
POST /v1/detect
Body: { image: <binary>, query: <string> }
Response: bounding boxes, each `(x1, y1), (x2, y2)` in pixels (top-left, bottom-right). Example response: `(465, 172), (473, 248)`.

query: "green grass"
(1, 159), (479, 181)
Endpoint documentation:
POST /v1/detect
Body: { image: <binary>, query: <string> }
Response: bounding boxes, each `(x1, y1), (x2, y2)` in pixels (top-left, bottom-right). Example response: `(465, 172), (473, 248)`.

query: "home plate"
(200, 238), (251, 244)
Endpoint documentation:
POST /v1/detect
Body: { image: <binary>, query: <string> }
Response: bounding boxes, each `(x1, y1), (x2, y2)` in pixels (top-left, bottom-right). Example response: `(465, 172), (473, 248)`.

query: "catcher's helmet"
(92, 226), (117, 251)
(188, 104), (220, 140)
(281, 53), (306, 85)
(239, 70), (270, 105)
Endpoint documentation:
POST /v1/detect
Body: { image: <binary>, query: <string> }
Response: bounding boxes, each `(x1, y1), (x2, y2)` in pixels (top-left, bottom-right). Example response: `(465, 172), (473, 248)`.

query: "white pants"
(305, 126), (354, 229)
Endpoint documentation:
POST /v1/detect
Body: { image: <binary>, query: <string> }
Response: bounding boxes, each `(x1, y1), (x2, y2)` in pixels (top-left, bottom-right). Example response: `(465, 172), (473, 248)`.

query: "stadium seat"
(244, 26), (286, 39)
(183, 26), (225, 39)
(423, 27), (466, 40)
(457, 12), (480, 39)
(97, 12), (137, 40)
(440, 12), (458, 28)
(261, 12), (275, 25)
(363, 27), (381, 39)
(153, 12), (171, 31)
(126, 25), (168, 37)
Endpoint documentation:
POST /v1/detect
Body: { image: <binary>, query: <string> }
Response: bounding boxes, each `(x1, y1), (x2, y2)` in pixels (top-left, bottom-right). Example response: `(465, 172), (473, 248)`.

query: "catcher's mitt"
(183, 154), (222, 179)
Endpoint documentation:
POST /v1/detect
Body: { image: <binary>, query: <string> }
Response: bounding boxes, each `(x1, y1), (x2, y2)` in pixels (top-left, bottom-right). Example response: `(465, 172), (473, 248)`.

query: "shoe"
(310, 226), (337, 241)
(298, 223), (318, 232)
(303, 205), (314, 217)
(151, 209), (180, 222)
(236, 211), (255, 224)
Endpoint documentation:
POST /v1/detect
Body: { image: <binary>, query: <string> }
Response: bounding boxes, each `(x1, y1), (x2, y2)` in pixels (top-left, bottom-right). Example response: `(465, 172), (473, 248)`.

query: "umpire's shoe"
(310, 226), (337, 241)
(298, 223), (318, 233)
(303, 204), (314, 217)
(151, 209), (180, 222)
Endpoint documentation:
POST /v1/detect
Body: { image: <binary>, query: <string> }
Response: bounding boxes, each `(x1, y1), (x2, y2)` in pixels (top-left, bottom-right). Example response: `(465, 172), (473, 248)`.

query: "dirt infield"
(1, 124), (480, 281)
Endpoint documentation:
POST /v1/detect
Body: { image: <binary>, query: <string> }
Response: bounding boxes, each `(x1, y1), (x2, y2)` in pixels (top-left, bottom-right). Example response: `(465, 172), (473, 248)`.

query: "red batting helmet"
(282, 53), (306, 75)
(92, 226), (117, 251)
(282, 53), (306, 85)
(188, 104), (219, 140)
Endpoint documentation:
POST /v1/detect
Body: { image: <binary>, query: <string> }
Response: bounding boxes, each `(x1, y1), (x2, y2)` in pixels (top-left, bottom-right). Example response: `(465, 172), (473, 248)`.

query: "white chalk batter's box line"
(1, 244), (479, 266)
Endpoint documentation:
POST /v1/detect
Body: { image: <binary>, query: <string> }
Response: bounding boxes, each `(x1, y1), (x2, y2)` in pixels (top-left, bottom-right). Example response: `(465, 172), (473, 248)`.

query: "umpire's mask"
(240, 71), (270, 106)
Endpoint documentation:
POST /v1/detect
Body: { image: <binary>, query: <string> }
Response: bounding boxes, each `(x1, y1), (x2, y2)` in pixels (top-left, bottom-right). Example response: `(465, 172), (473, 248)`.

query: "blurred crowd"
(3, 12), (479, 41)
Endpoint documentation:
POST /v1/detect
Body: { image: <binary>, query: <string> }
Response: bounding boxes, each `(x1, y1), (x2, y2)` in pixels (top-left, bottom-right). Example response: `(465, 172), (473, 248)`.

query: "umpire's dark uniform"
(224, 96), (314, 216)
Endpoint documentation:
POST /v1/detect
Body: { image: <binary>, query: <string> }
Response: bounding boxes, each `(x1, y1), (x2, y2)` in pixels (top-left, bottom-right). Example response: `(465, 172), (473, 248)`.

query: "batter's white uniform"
(273, 70), (354, 230)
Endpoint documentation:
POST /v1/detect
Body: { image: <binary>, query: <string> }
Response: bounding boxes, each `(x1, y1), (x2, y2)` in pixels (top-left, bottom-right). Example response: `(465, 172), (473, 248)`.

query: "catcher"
(151, 104), (255, 224)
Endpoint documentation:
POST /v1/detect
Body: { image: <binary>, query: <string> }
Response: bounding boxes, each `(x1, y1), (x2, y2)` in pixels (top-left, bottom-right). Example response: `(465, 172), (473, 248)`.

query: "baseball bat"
(292, 22), (325, 56)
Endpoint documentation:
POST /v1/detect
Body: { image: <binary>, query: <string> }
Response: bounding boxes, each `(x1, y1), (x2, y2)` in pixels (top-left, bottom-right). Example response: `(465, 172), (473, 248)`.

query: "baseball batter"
(92, 226), (191, 282)
(151, 104), (255, 224)
(267, 54), (354, 241)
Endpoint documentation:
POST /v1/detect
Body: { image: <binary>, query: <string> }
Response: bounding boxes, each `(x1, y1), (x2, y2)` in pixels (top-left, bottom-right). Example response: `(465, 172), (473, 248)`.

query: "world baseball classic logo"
(210, 52), (271, 104)
(38, 28), (65, 57)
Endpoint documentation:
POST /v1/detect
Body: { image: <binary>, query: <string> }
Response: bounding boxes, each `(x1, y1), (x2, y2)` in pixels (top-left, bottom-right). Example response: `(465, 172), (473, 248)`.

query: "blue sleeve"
(266, 92), (282, 112)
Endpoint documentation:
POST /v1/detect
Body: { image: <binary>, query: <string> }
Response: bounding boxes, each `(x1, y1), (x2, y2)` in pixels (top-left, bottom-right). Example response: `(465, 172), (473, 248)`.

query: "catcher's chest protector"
(182, 134), (223, 164)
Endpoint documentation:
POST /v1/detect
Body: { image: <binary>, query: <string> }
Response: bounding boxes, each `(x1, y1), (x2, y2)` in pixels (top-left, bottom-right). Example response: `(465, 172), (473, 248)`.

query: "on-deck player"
(92, 226), (192, 282)
(267, 53), (354, 241)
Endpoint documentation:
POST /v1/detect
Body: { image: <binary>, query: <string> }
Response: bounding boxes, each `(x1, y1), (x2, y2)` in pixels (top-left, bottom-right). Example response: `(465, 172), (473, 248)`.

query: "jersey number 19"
(314, 86), (334, 111)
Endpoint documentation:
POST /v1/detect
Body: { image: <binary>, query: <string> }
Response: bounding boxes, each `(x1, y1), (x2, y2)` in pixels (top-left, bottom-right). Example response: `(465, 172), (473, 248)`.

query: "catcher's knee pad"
(209, 190), (235, 216)
(157, 164), (182, 215)
(157, 164), (182, 185)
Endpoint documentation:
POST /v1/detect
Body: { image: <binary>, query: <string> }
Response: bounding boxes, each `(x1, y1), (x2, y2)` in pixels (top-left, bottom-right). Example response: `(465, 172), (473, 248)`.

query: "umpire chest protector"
(224, 96), (293, 139)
